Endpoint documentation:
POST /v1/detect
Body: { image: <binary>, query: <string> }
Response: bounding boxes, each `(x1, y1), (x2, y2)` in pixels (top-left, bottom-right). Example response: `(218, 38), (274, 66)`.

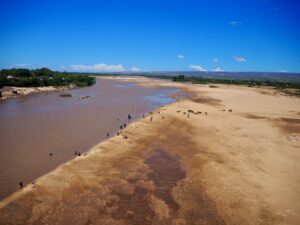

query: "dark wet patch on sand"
(245, 114), (300, 133)
(145, 149), (186, 212)
(279, 117), (300, 124)
(108, 148), (186, 225)
(191, 96), (222, 106)
(245, 114), (269, 120)
(258, 90), (276, 96)
(110, 185), (156, 224)
(274, 117), (300, 133)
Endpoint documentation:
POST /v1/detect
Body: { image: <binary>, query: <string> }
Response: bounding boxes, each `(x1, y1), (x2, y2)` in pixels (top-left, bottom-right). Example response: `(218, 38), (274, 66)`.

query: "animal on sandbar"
(120, 125), (123, 129)
(124, 124), (127, 128)
(229, 109), (233, 112)
(128, 114), (132, 120)
(19, 181), (23, 188)
(188, 109), (194, 113)
(49, 152), (53, 156)
(107, 133), (110, 137)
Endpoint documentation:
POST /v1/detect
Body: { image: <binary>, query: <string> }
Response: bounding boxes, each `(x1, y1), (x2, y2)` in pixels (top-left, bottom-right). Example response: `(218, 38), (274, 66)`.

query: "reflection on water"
(144, 89), (177, 106)
(113, 83), (137, 88)
(0, 78), (179, 200)
(0, 82), (103, 116)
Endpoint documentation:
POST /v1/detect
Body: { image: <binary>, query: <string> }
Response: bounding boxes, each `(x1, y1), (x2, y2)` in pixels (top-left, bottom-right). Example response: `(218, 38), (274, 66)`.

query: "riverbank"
(0, 84), (78, 103)
(0, 68), (96, 103)
(0, 77), (299, 225)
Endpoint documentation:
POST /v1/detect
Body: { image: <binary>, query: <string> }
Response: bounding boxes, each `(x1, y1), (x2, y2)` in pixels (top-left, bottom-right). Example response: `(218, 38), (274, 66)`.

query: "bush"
(59, 93), (72, 97)
(0, 68), (96, 88)
(0, 75), (6, 88)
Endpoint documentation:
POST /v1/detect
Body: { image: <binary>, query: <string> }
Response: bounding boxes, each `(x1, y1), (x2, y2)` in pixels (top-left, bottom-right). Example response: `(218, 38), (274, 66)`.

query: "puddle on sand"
(144, 89), (178, 106)
(110, 149), (186, 224)
(145, 149), (186, 212)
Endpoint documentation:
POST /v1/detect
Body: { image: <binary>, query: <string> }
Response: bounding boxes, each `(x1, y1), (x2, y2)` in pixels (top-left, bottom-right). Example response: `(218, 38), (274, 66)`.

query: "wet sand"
(0, 77), (300, 225)
(0, 78), (177, 200)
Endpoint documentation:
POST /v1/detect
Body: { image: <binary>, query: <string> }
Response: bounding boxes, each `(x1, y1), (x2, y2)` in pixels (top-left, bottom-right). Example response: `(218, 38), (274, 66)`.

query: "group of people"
(107, 114), (132, 138)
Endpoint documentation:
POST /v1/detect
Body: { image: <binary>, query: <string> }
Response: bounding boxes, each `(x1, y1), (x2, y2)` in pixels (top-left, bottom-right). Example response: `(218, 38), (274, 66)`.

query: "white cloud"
(229, 21), (242, 27)
(233, 56), (246, 62)
(189, 65), (207, 72)
(212, 58), (219, 62)
(212, 67), (224, 72)
(178, 54), (185, 60)
(69, 63), (125, 72)
(14, 64), (30, 68)
(131, 67), (140, 72)
(280, 69), (288, 73)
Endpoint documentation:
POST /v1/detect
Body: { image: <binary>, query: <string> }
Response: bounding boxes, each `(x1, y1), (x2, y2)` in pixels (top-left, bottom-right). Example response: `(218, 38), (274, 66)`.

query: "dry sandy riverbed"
(0, 76), (299, 225)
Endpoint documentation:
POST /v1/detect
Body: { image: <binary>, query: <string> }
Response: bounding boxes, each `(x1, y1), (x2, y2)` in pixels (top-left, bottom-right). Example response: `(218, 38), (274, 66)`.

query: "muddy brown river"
(0, 78), (177, 200)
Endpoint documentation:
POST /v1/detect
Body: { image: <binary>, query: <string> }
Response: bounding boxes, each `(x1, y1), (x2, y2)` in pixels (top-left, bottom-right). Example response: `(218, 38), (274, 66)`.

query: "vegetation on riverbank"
(172, 75), (300, 96)
(0, 68), (96, 88)
(59, 93), (72, 98)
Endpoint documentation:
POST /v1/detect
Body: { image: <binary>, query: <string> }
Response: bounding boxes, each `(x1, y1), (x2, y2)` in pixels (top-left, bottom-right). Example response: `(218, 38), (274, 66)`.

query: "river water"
(0, 78), (177, 200)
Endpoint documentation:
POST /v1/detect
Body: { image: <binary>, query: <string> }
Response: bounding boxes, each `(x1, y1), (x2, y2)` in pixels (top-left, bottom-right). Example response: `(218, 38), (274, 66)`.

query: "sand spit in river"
(0, 76), (300, 225)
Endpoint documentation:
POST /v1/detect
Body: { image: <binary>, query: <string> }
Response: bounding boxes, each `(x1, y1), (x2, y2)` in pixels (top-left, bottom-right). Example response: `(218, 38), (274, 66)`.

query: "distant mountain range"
(116, 71), (300, 83)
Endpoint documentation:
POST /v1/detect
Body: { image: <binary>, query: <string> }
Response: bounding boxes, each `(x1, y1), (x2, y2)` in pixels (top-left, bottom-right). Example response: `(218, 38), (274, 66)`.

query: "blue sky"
(0, 0), (300, 73)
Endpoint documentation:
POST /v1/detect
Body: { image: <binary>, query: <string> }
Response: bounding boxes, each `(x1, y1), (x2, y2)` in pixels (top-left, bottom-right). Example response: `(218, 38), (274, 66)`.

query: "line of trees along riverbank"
(172, 75), (300, 96)
(0, 68), (96, 88)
